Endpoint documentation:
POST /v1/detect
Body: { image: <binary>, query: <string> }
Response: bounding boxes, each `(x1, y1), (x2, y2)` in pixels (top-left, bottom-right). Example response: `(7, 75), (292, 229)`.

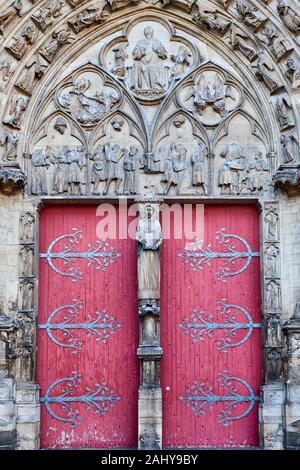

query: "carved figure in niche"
(255, 53), (283, 94)
(262, 27), (293, 61)
(173, 116), (186, 140)
(130, 26), (168, 92)
(111, 116), (124, 131)
(0, 127), (18, 162)
(170, 46), (191, 78)
(20, 280), (34, 311)
(280, 134), (297, 163)
(218, 144), (246, 194)
(160, 143), (187, 194)
(265, 244), (279, 276)
(236, 1), (267, 30)
(191, 140), (207, 195)
(0, 1), (22, 35)
(275, 95), (294, 131)
(266, 280), (280, 311)
(16, 55), (47, 95)
(31, 149), (50, 195)
(265, 208), (279, 241)
(20, 213), (35, 243)
(247, 152), (269, 192)
(188, 73), (234, 118)
(123, 146), (140, 195)
(103, 143), (124, 195)
(19, 246), (33, 277)
(107, 0), (139, 9)
(277, 0), (300, 33)
(54, 116), (67, 134)
(66, 146), (86, 195)
(40, 29), (74, 63)
(32, 1), (65, 31)
(0, 58), (13, 91)
(3, 95), (28, 129)
(111, 44), (128, 77)
(266, 319), (281, 347)
(68, 7), (109, 33)
(136, 204), (162, 302)
(285, 58), (300, 90)
(230, 26), (258, 62)
(193, 8), (231, 34)
(149, 147), (165, 173)
(90, 145), (107, 194)
(7, 25), (36, 60)
(265, 348), (281, 382)
(47, 146), (69, 194)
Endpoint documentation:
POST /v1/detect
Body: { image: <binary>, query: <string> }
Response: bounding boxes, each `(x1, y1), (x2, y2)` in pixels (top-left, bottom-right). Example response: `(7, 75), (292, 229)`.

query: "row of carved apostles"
(27, 139), (272, 196)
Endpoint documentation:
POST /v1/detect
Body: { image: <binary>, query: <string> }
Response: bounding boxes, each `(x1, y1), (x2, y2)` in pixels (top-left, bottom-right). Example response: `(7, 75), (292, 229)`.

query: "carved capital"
(0, 166), (27, 194)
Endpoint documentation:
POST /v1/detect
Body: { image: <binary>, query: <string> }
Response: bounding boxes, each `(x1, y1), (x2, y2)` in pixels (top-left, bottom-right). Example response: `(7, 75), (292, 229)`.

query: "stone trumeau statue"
(136, 204), (163, 304)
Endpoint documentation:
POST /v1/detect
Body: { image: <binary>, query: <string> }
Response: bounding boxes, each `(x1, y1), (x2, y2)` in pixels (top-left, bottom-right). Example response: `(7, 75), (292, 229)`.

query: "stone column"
(135, 196), (163, 450)
(283, 303), (300, 449)
(259, 201), (285, 450)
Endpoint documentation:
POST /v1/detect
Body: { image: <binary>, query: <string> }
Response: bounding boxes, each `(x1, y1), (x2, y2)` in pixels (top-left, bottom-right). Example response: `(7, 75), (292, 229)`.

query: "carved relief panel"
(21, 13), (295, 198)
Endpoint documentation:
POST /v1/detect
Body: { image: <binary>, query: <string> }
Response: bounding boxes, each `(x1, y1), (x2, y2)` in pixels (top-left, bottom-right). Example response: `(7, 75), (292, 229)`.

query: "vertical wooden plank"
(161, 204), (262, 448)
(37, 205), (139, 449)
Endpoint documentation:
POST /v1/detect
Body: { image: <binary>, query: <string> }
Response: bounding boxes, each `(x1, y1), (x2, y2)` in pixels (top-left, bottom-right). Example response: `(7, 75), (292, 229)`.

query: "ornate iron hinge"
(178, 229), (260, 281)
(39, 229), (121, 281)
(179, 372), (261, 426)
(178, 301), (261, 351)
(40, 372), (121, 428)
(38, 299), (121, 353)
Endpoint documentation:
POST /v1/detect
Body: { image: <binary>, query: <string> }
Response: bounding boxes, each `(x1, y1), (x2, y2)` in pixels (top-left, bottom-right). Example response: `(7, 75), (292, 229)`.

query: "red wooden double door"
(37, 204), (261, 448)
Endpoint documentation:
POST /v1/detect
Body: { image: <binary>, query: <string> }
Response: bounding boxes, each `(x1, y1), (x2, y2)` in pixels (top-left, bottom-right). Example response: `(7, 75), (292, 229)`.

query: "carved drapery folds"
(20, 12), (295, 200)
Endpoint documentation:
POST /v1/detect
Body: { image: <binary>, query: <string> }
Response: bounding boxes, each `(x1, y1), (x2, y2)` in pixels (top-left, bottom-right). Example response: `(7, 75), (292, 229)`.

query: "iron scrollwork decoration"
(178, 229), (260, 281)
(178, 301), (261, 352)
(39, 229), (121, 281)
(40, 372), (121, 428)
(38, 299), (121, 353)
(179, 372), (261, 426)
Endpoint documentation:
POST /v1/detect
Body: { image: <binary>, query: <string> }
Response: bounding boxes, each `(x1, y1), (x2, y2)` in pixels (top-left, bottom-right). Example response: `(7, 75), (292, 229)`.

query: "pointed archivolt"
(178, 228), (260, 281)
(178, 301), (261, 351)
(179, 372), (261, 426)
(39, 228), (121, 281)
(38, 299), (121, 353)
(40, 372), (121, 428)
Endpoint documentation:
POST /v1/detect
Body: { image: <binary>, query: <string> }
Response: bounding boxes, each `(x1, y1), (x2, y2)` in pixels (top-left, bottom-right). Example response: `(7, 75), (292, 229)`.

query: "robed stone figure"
(136, 205), (162, 302)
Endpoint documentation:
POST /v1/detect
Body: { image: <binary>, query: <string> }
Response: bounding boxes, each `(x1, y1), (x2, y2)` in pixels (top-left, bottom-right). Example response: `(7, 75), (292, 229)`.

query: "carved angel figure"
(236, 1), (266, 29)
(3, 95), (28, 129)
(170, 46), (192, 77)
(8, 25), (36, 60)
(255, 53), (282, 93)
(130, 26), (168, 91)
(277, 0), (300, 33)
(188, 73), (234, 117)
(40, 29), (74, 63)
(280, 134), (298, 164)
(0, 126), (18, 162)
(285, 58), (300, 90)
(68, 7), (109, 33)
(16, 55), (47, 95)
(275, 95), (294, 131)
(32, 1), (65, 31)
(193, 8), (231, 34)
(0, 0), (22, 35)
